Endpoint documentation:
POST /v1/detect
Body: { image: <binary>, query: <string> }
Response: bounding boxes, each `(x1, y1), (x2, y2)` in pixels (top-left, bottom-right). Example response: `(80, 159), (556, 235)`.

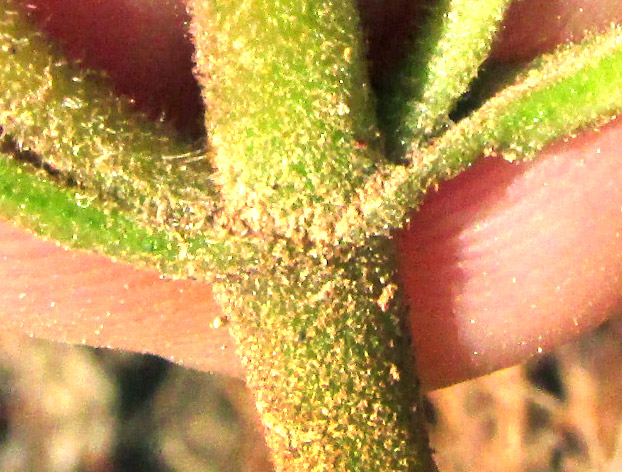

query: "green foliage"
(2, 0), (622, 471)
(430, 26), (622, 166)
(0, 148), (244, 277)
(0, 3), (220, 244)
(0, 151), (171, 261)
(379, 0), (512, 158)
(335, 25), (622, 242)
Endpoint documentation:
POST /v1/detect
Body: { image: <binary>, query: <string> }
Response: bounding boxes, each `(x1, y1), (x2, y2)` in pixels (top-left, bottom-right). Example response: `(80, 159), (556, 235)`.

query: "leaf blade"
(379, 0), (512, 158)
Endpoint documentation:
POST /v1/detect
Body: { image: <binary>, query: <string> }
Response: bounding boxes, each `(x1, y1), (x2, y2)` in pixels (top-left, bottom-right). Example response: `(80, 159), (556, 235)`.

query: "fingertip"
(398, 118), (622, 390)
(0, 219), (241, 377)
(18, 0), (203, 133)
(492, 0), (622, 62)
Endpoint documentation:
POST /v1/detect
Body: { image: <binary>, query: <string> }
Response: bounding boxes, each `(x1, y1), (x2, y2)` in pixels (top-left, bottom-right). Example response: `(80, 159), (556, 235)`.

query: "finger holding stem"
(0, 0), (619, 399)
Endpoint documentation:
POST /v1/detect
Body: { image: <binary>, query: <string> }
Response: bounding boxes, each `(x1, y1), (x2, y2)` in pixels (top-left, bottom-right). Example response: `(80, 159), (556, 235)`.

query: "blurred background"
(1, 313), (622, 472)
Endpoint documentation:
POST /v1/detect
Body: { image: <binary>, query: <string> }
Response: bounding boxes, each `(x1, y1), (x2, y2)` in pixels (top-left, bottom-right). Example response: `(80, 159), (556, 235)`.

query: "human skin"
(2, 0), (622, 390)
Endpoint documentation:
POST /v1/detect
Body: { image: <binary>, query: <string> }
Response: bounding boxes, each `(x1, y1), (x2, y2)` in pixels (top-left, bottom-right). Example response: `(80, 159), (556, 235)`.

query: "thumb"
(398, 117), (622, 390)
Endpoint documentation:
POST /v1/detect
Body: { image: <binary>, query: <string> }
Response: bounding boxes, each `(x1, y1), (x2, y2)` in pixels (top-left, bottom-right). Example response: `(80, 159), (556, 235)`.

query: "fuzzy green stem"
(213, 237), (436, 471)
(190, 1), (436, 469)
(191, 0), (383, 242)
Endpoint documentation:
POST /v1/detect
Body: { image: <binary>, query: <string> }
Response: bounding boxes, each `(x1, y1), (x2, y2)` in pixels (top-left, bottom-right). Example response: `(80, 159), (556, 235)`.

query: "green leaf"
(379, 0), (512, 158)
(0, 3), (220, 244)
(0, 147), (249, 277)
(336, 25), (622, 242)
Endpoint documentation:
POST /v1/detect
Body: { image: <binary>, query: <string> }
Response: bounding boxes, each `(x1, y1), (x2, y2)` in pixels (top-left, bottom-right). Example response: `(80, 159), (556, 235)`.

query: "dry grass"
(429, 313), (622, 472)
(1, 313), (622, 471)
